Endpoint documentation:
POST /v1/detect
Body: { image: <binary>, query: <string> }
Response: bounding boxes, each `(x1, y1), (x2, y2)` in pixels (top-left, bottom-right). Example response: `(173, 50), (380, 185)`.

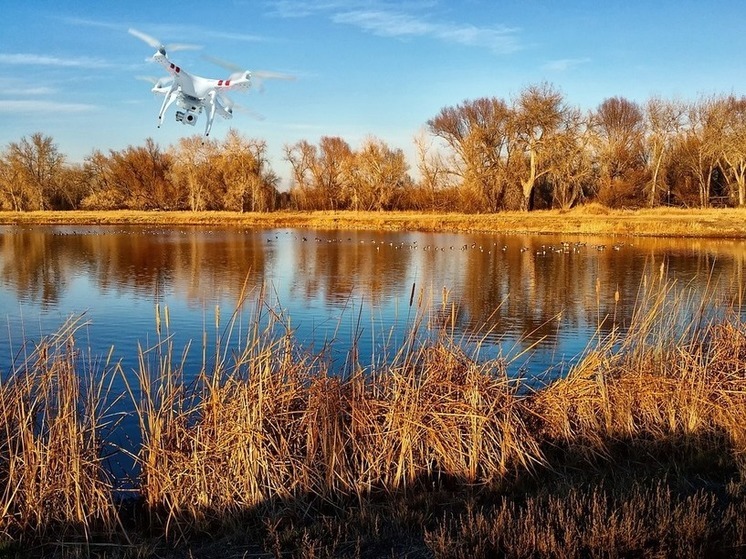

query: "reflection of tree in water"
(450, 235), (746, 349)
(290, 230), (414, 307)
(0, 227), (270, 307)
(1, 227), (745, 349)
(0, 228), (78, 307)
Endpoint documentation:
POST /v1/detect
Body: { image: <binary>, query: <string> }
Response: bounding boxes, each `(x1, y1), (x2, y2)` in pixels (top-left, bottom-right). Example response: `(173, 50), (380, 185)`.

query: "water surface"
(1, 225), (744, 385)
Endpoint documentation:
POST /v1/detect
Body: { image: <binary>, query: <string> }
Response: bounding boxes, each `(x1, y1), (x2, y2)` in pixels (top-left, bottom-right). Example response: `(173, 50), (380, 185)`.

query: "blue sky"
(2, 1), (745, 188)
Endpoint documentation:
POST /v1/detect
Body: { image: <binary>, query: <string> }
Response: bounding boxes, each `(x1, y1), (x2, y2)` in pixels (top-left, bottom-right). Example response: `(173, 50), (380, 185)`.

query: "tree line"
(2, 83), (746, 212)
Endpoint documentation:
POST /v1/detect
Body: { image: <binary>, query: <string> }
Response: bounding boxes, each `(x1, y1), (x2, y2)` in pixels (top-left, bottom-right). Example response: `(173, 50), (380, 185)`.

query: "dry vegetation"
(5, 91), (746, 214)
(1, 277), (746, 557)
(3, 205), (746, 239)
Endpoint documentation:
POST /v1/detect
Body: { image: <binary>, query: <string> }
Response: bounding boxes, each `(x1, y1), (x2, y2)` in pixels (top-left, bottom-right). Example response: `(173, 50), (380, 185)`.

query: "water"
(2, 224), (745, 486)
(2, 225), (745, 385)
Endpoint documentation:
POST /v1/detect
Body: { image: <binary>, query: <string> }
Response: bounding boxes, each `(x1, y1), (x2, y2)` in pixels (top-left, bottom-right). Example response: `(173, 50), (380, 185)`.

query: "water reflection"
(1, 225), (745, 380)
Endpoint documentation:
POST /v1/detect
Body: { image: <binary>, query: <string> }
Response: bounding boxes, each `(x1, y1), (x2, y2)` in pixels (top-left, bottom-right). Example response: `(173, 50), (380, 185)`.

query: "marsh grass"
(1, 275), (746, 556)
(530, 268), (746, 469)
(128, 288), (543, 536)
(3, 207), (746, 237)
(0, 317), (123, 546)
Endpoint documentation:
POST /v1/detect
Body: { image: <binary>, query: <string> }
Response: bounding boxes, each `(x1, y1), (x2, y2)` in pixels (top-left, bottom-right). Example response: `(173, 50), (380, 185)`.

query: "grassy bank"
(2, 206), (746, 238)
(1, 280), (745, 557)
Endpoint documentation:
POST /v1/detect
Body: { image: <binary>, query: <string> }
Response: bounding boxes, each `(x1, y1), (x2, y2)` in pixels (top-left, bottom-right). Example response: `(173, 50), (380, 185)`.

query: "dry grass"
(530, 272), (746, 468)
(1, 277), (745, 556)
(127, 297), (543, 535)
(0, 318), (122, 545)
(3, 207), (746, 238)
(425, 481), (746, 558)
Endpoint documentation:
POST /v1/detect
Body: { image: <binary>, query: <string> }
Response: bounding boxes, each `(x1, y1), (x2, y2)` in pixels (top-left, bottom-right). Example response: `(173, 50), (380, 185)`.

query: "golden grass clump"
(347, 343), (542, 491)
(529, 275), (746, 468)
(0, 318), (120, 543)
(130, 304), (544, 533)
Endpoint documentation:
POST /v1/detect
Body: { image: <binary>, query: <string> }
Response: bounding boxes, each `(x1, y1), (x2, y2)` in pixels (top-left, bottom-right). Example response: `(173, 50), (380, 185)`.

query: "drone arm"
(214, 93), (234, 120)
(157, 85), (179, 127)
(204, 91), (217, 137)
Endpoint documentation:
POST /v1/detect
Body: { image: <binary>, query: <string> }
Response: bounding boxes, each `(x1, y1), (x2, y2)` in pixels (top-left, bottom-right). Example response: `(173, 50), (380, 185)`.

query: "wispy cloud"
(0, 100), (98, 113)
(0, 78), (55, 95)
(63, 16), (267, 44)
(267, 1), (521, 54)
(0, 53), (112, 69)
(542, 57), (590, 72)
(335, 10), (519, 53)
(266, 0), (355, 18)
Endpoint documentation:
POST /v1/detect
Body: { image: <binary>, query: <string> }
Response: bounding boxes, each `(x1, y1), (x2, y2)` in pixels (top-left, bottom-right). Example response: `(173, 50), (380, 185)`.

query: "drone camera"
(175, 110), (198, 126)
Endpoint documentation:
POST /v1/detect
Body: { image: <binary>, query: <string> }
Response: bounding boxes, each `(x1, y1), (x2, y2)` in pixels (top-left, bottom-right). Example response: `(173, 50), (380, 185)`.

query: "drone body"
(129, 28), (286, 137)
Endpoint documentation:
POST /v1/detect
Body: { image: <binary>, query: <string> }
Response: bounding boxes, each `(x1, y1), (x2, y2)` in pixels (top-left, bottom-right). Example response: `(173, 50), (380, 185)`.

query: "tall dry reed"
(2, 273), (745, 553)
(0, 317), (120, 543)
(129, 294), (544, 533)
(529, 268), (746, 466)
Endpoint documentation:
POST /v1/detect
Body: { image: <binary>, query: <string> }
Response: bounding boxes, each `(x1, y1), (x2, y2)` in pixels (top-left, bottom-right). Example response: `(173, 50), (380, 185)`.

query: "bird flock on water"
(268, 232), (627, 256)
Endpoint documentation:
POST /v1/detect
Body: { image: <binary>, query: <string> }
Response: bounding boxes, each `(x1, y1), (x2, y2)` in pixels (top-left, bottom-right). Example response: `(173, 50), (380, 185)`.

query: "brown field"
(2, 205), (746, 237)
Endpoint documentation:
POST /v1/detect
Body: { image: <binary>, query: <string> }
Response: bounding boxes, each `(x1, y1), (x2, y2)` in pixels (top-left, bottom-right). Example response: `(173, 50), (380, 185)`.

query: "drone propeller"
(217, 93), (264, 120)
(203, 54), (296, 89)
(128, 28), (201, 54)
(137, 75), (173, 89)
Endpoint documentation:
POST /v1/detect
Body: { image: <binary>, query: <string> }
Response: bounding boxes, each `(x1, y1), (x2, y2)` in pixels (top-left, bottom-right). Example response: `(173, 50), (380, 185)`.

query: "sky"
(2, 0), (746, 188)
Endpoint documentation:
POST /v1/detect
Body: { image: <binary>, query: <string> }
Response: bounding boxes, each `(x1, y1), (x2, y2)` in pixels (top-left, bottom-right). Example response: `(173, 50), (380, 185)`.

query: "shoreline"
(1, 206), (746, 238)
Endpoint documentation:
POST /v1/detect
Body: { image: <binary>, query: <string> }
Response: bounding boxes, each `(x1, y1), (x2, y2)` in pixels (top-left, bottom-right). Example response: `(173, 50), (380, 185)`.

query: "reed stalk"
(0, 317), (120, 544)
(529, 270), (746, 468)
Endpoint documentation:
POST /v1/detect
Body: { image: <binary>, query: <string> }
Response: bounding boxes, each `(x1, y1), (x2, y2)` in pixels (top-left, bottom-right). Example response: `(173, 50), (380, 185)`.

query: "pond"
(2, 224), (745, 486)
(2, 224), (744, 386)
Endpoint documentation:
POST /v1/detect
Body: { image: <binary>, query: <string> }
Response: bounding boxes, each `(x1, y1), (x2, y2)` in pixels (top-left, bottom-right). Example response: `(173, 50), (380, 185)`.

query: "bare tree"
(169, 136), (220, 211)
(428, 97), (513, 211)
(284, 137), (353, 210)
(284, 140), (319, 210)
(220, 130), (277, 212)
(0, 156), (23, 210)
(679, 97), (723, 207)
(645, 97), (685, 206)
(2, 133), (65, 210)
(412, 129), (453, 210)
(714, 96), (746, 206)
(316, 136), (352, 210)
(95, 139), (175, 210)
(590, 97), (648, 207)
(511, 84), (567, 210)
(342, 136), (410, 211)
(545, 110), (594, 209)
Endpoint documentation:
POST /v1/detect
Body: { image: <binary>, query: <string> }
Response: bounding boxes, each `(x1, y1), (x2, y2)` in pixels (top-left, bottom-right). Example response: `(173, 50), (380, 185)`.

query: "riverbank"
(2, 206), (746, 238)
(2, 280), (745, 557)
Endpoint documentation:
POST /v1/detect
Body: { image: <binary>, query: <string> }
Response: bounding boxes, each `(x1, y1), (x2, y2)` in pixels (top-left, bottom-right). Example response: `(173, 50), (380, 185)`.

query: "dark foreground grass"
(1, 278), (745, 558)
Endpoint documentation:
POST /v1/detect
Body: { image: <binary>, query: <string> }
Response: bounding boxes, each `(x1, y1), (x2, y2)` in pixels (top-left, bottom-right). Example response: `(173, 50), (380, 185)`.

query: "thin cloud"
(0, 53), (112, 69)
(542, 57), (591, 72)
(61, 16), (122, 31)
(333, 10), (432, 36)
(0, 78), (55, 95)
(266, 0), (358, 18)
(269, 1), (521, 54)
(335, 10), (520, 54)
(0, 100), (98, 113)
(63, 17), (267, 44)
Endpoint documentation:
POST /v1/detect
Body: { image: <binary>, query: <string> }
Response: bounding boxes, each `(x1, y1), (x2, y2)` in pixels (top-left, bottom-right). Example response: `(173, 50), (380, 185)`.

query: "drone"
(129, 28), (292, 137)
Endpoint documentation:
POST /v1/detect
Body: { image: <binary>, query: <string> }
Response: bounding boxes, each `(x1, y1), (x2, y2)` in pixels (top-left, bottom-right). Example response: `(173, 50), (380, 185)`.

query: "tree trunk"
(520, 149), (538, 211)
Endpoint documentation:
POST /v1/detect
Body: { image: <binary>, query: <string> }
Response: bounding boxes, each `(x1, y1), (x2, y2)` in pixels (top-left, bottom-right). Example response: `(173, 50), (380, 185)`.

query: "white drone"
(129, 28), (292, 137)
